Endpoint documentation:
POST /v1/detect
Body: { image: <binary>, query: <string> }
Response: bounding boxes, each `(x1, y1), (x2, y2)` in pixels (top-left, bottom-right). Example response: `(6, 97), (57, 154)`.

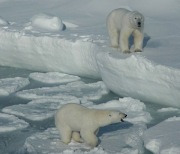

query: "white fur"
(55, 103), (126, 148)
(107, 8), (144, 53)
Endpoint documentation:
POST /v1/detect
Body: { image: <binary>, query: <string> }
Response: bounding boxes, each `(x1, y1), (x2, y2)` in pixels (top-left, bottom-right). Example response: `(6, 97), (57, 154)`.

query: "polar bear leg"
(81, 130), (98, 148)
(72, 131), (83, 143)
(108, 28), (119, 48)
(60, 126), (72, 144)
(120, 29), (132, 53)
(133, 30), (143, 52)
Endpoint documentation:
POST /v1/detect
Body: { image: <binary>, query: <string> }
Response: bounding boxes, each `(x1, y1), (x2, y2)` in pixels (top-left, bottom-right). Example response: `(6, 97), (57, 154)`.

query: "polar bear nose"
(138, 22), (141, 26)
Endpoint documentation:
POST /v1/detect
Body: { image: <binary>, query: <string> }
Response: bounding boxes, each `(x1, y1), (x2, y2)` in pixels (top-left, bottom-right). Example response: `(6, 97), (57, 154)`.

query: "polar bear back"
(55, 103), (97, 131)
(107, 8), (131, 30)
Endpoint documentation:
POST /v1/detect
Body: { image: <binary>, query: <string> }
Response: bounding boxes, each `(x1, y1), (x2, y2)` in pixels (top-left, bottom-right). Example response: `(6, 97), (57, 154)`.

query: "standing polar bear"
(55, 103), (127, 148)
(107, 8), (145, 53)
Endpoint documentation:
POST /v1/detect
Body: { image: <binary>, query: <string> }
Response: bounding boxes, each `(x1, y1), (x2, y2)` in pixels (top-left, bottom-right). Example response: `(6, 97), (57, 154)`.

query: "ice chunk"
(0, 113), (29, 133)
(97, 53), (180, 108)
(143, 116), (180, 154)
(29, 72), (80, 85)
(29, 14), (64, 32)
(0, 16), (9, 26)
(100, 123), (147, 154)
(2, 97), (80, 121)
(0, 77), (30, 97)
(157, 107), (179, 113)
(92, 97), (152, 124)
(16, 81), (109, 101)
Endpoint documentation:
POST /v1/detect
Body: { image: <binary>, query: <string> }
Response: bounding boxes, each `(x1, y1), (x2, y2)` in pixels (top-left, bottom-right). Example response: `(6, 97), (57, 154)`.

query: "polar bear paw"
(134, 49), (142, 52)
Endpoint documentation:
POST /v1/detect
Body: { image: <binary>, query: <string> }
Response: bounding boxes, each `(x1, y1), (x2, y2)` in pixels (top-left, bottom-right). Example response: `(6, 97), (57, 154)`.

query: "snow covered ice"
(143, 116), (180, 154)
(29, 72), (80, 85)
(15, 81), (109, 101)
(0, 113), (29, 133)
(0, 0), (180, 153)
(0, 77), (29, 97)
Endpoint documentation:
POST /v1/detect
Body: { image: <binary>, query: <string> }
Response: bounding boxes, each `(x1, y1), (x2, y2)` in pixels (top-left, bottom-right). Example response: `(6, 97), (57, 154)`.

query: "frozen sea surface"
(0, 0), (180, 153)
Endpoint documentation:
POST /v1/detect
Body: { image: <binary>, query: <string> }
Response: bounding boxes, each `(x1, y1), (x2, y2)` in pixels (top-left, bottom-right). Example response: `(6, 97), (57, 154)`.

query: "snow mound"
(0, 113), (29, 133)
(29, 72), (80, 85)
(26, 14), (64, 32)
(15, 81), (109, 101)
(93, 97), (152, 124)
(2, 97), (81, 121)
(143, 116), (180, 154)
(0, 16), (9, 26)
(97, 53), (180, 108)
(0, 77), (30, 97)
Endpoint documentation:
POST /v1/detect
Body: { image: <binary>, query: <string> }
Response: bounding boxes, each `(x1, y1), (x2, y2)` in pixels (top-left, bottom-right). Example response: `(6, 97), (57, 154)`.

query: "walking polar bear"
(107, 8), (144, 53)
(55, 103), (127, 148)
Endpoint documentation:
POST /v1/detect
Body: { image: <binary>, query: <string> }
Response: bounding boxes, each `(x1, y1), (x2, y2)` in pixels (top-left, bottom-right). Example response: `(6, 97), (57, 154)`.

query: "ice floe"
(15, 81), (109, 101)
(0, 77), (30, 97)
(0, 113), (29, 133)
(29, 72), (80, 85)
(21, 124), (147, 154)
(157, 107), (179, 113)
(143, 116), (180, 154)
(2, 97), (82, 121)
(0, 16), (9, 26)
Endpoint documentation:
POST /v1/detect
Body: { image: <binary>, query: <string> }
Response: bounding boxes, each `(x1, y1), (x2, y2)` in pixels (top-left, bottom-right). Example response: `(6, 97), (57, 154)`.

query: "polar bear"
(55, 103), (127, 148)
(107, 8), (144, 53)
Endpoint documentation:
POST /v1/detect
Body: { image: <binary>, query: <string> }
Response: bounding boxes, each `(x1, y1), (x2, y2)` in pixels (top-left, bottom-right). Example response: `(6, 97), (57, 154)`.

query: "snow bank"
(15, 81), (109, 101)
(0, 113), (29, 133)
(26, 14), (64, 32)
(29, 72), (80, 85)
(0, 29), (101, 78)
(143, 116), (180, 154)
(0, 77), (29, 97)
(97, 53), (180, 108)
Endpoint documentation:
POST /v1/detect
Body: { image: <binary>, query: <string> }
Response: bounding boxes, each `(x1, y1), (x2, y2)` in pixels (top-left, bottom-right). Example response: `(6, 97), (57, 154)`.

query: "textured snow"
(143, 116), (180, 154)
(0, 113), (29, 133)
(97, 54), (180, 108)
(15, 81), (109, 101)
(29, 72), (80, 85)
(0, 77), (30, 97)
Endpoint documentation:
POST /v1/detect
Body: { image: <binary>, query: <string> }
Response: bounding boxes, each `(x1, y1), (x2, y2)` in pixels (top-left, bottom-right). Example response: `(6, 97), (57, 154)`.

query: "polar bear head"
(129, 11), (144, 29)
(96, 110), (127, 127)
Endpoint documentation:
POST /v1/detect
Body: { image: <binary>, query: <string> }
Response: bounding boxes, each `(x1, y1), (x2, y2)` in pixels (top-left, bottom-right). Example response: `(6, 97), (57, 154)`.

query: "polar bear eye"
(109, 114), (112, 117)
(134, 17), (137, 19)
